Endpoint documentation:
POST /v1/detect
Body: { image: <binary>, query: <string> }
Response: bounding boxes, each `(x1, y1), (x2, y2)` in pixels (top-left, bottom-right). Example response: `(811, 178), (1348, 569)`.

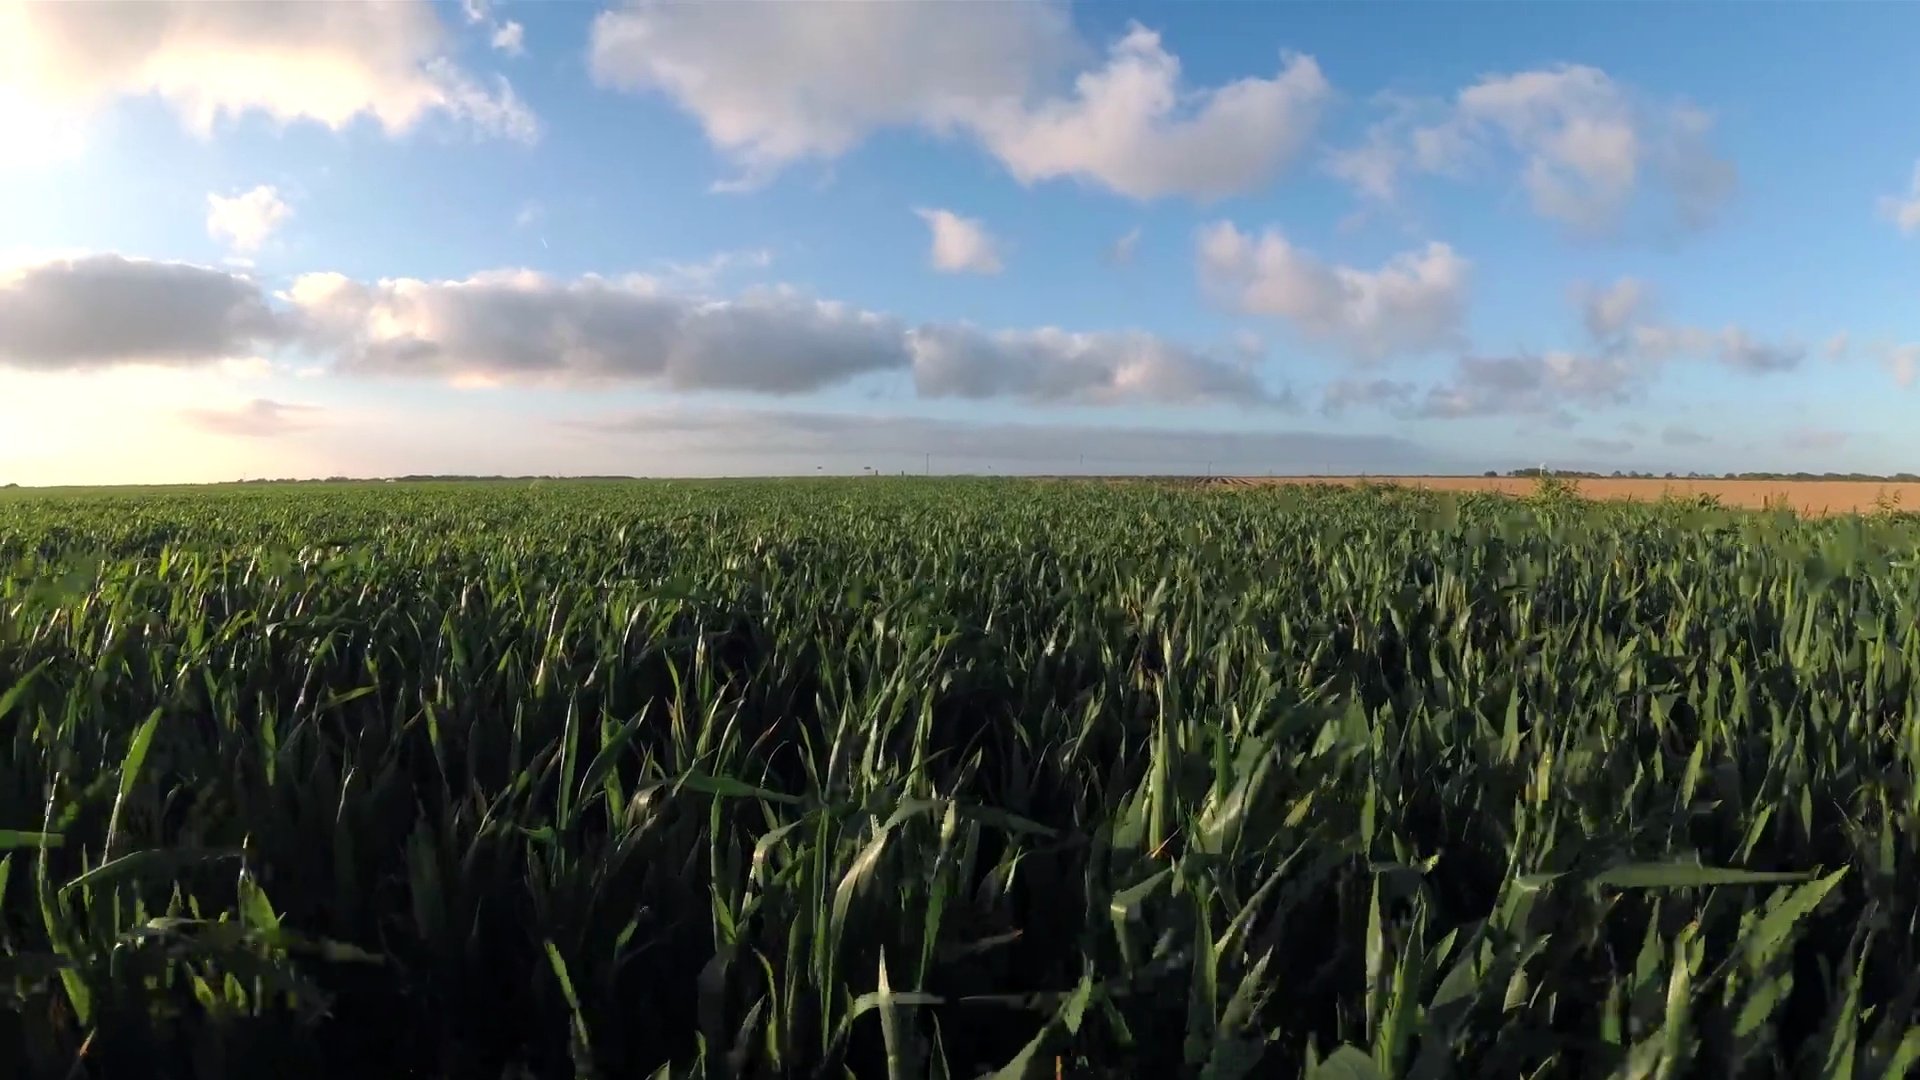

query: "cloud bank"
(575, 407), (1431, 474)
(1198, 222), (1468, 362)
(0, 253), (1277, 409)
(589, 5), (1329, 199)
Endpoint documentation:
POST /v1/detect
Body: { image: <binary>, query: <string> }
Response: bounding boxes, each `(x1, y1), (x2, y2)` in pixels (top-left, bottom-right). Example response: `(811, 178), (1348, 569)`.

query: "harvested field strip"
(1206, 474), (1920, 515)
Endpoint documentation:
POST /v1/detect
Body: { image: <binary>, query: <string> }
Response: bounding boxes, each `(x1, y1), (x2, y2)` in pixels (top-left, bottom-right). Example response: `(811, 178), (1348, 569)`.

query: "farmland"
(1209, 475), (1920, 517)
(0, 478), (1917, 1077)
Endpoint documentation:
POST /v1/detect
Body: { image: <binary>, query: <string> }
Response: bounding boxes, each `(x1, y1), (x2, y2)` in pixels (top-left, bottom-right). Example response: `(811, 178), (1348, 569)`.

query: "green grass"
(0, 478), (1916, 1078)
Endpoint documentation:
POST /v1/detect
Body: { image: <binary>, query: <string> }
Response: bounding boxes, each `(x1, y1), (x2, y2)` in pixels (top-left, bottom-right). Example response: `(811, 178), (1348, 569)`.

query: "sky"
(3, 0), (1919, 485)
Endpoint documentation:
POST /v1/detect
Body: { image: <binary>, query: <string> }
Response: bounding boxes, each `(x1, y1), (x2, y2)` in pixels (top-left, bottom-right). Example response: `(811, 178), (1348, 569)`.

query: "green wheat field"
(0, 478), (1916, 1078)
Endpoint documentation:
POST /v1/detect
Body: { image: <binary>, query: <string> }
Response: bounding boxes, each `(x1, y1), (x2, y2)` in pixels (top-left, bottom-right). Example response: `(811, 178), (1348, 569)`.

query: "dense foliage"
(0, 479), (1916, 1078)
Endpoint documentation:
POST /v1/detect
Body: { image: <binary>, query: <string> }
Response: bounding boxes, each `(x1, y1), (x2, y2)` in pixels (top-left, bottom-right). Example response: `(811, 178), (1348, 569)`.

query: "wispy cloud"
(179, 398), (322, 437)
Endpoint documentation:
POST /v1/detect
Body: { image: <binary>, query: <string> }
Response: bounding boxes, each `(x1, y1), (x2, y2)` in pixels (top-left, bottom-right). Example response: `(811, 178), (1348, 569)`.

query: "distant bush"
(1530, 471), (1583, 504)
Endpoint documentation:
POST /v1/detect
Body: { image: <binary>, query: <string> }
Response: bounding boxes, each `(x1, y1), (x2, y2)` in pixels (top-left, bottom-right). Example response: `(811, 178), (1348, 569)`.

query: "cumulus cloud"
(914, 208), (1003, 275)
(1442, 66), (1733, 230)
(1332, 64), (1734, 233)
(180, 398), (321, 437)
(589, 5), (1328, 199)
(590, 0), (1072, 183)
(1197, 221), (1468, 362)
(1882, 163), (1920, 234)
(0, 0), (536, 150)
(575, 408), (1431, 474)
(206, 185), (292, 254)
(0, 255), (283, 370)
(8, 250), (1279, 409)
(286, 267), (1269, 406)
(288, 271), (907, 393)
(963, 24), (1330, 199)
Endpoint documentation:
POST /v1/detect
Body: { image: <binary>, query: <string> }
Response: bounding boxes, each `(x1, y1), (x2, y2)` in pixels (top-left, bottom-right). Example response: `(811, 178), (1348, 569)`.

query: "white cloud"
(206, 184), (292, 254)
(1444, 66), (1642, 228)
(589, 5), (1328, 199)
(963, 23), (1330, 199)
(0, 254), (283, 370)
(590, 0), (1073, 184)
(0, 0), (537, 153)
(1107, 226), (1142, 266)
(914, 208), (1003, 275)
(1197, 221), (1468, 362)
(1332, 64), (1734, 232)
(1882, 163), (1920, 234)
(458, 0), (522, 57)
(492, 22), (525, 56)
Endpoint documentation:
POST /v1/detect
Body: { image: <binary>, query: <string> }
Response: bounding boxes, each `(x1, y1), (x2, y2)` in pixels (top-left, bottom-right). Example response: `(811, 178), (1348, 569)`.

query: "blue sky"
(2, 0), (1918, 484)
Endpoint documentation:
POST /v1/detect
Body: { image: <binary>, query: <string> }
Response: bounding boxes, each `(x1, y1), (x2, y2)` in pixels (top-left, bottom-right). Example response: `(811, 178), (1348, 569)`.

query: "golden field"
(1209, 475), (1920, 515)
